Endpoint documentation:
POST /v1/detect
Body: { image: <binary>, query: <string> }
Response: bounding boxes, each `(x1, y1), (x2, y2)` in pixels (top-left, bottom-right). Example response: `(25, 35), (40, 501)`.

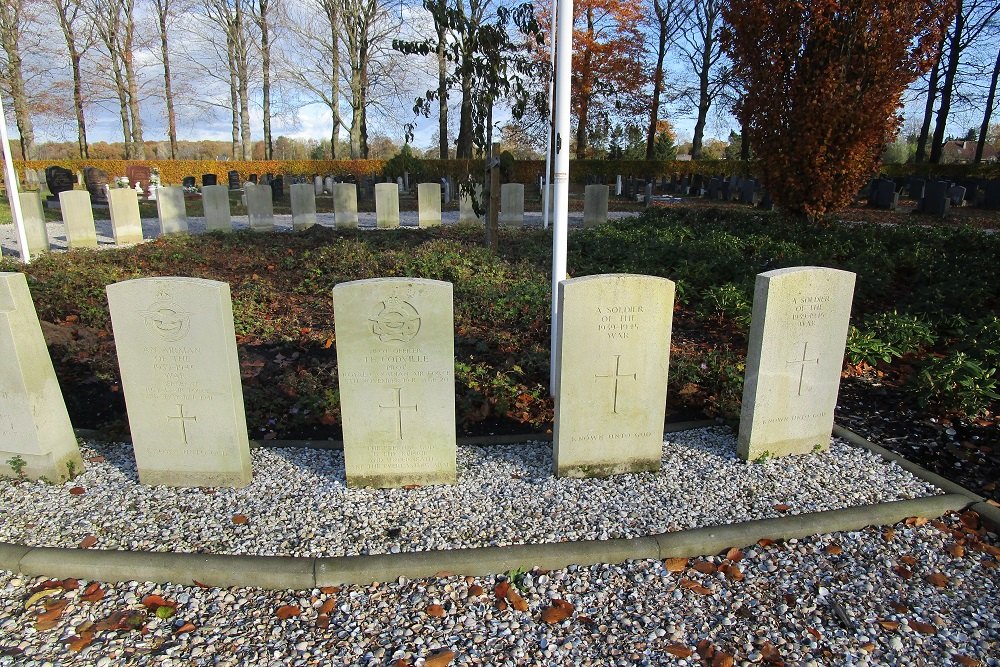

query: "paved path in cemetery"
(0, 210), (642, 257)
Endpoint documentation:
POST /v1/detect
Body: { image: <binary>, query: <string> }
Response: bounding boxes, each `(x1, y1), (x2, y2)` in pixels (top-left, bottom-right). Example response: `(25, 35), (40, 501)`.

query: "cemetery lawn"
(1, 204), (998, 501)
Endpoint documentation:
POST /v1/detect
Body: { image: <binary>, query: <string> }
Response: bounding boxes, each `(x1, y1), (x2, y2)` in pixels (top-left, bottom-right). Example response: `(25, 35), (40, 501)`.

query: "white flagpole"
(541, 0), (557, 231)
(0, 95), (30, 264)
(549, 0), (572, 395)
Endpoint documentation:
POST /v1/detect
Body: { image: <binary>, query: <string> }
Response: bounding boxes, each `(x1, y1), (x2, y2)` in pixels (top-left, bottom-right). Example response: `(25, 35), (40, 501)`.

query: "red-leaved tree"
(721, 0), (956, 220)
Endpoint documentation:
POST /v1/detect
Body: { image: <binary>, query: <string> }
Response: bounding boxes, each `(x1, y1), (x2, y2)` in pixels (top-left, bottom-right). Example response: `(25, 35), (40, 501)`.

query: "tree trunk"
(929, 3), (964, 164)
(54, 0), (89, 158)
(691, 34), (713, 159)
(226, 30), (240, 159)
(122, 1), (145, 159)
(112, 56), (133, 158)
(975, 45), (1000, 163)
(5, 46), (36, 160)
(575, 5), (596, 159)
(915, 42), (942, 163)
(437, 6), (448, 159)
(456, 69), (474, 158)
(157, 0), (178, 159)
(349, 65), (365, 158)
(646, 32), (667, 161)
(259, 0), (272, 159)
(329, 1), (339, 159)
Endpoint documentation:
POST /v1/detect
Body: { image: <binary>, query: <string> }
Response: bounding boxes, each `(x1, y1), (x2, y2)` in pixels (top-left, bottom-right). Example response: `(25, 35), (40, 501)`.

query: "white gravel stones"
(0, 427), (941, 558)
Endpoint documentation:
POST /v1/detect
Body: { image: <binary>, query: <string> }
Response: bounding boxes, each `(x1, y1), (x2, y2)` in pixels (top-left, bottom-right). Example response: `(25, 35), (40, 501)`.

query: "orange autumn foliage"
(722, 0), (956, 220)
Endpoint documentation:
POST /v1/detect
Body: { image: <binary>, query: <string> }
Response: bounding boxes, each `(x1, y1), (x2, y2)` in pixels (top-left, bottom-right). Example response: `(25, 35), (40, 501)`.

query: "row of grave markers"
(1, 266), (855, 488)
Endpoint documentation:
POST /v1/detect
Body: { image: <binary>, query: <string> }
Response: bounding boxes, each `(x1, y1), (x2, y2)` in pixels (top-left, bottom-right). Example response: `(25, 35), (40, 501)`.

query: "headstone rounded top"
(759, 266), (856, 280)
(562, 273), (675, 287)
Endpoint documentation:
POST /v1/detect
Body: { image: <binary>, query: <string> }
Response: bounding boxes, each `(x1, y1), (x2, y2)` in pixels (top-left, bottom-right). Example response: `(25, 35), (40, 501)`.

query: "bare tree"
(679, 0), (729, 159)
(152, 0), (180, 158)
(976, 43), (1000, 162)
(0, 0), (37, 159)
(250, 0), (274, 159)
(87, 0), (145, 158)
(645, 0), (690, 160)
(201, 0), (255, 159)
(52, 0), (91, 158)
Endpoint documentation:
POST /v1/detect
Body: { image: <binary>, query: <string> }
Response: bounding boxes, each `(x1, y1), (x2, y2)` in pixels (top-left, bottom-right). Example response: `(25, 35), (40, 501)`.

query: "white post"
(541, 0), (558, 231)
(0, 95), (30, 263)
(549, 0), (572, 395)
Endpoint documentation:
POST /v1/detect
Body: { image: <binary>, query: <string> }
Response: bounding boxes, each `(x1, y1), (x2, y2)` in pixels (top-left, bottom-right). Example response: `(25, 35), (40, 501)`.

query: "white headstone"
(314, 175), (324, 196)
(396, 176), (404, 194)
(0, 273), (84, 482)
(107, 188), (144, 245)
(201, 184), (232, 232)
(417, 183), (442, 227)
(553, 274), (675, 477)
(59, 190), (97, 249)
(334, 183), (359, 228)
(290, 183), (317, 231)
(499, 183), (525, 226)
(323, 176), (335, 194)
(615, 175), (623, 196)
(245, 182), (274, 232)
(458, 184), (483, 224)
(375, 183), (400, 228)
(583, 185), (610, 228)
(18, 192), (49, 256)
(156, 186), (188, 236)
(738, 267), (856, 460)
(334, 278), (457, 488)
(106, 277), (252, 487)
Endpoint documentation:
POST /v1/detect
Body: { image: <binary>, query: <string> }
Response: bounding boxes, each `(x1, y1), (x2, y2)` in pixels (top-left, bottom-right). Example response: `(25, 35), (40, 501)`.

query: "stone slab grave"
(201, 185), (232, 232)
(738, 267), (856, 460)
(375, 183), (400, 228)
(107, 188), (144, 245)
(227, 170), (241, 190)
(290, 183), (317, 231)
(19, 192), (50, 255)
(156, 186), (188, 235)
(334, 278), (457, 487)
(553, 274), (675, 477)
(334, 183), (359, 228)
(59, 190), (98, 249)
(418, 182), (442, 227)
(499, 183), (524, 226)
(106, 277), (252, 487)
(583, 184), (610, 228)
(0, 272), (84, 482)
(245, 182), (275, 232)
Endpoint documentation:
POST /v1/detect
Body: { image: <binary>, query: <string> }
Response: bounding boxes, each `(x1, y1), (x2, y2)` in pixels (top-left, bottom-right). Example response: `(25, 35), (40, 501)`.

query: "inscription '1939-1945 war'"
(596, 304), (644, 339)
(791, 295), (830, 327)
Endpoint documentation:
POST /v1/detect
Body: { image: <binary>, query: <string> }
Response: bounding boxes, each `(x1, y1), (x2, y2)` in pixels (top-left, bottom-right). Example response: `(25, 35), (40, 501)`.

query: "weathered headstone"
(314, 175), (324, 196)
(59, 190), (98, 249)
(290, 183), (317, 231)
(949, 185), (967, 207)
(739, 178), (757, 205)
(107, 277), (252, 487)
(201, 185), (232, 232)
(18, 192), (49, 256)
(107, 188), (144, 245)
(615, 175), (623, 196)
(458, 185), (483, 224)
(22, 168), (39, 190)
(270, 175), (284, 200)
(442, 177), (452, 204)
(202, 173), (218, 187)
(417, 182), (442, 227)
(334, 183), (359, 228)
(499, 183), (525, 226)
(0, 273), (84, 482)
(334, 278), (457, 487)
(583, 184), (610, 228)
(738, 267), (856, 460)
(228, 170), (241, 190)
(248, 173), (258, 184)
(375, 182), (400, 228)
(245, 182), (274, 231)
(45, 166), (75, 198)
(156, 186), (188, 235)
(324, 176), (335, 194)
(553, 274), (675, 477)
(907, 177), (925, 201)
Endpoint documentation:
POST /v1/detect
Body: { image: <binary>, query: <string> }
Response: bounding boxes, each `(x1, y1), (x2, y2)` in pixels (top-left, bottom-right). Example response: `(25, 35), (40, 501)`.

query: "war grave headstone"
(0, 273), (85, 481)
(106, 277), (252, 487)
(45, 166), (75, 201)
(375, 183), (401, 228)
(202, 174), (218, 187)
(156, 186), (188, 235)
(107, 188), (144, 245)
(418, 183), (442, 227)
(58, 190), (98, 249)
(553, 274), (675, 477)
(738, 267), (855, 460)
(499, 183), (524, 226)
(290, 183), (317, 231)
(921, 180), (951, 217)
(227, 171), (240, 190)
(18, 192), (49, 256)
(334, 183), (360, 228)
(246, 182), (275, 232)
(459, 185), (484, 224)
(201, 185), (232, 232)
(333, 278), (457, 487)
(583, 184), (610, 228)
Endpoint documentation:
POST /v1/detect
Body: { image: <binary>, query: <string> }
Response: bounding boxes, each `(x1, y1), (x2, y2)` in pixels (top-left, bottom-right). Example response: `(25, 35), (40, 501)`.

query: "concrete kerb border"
(0, 423), (984, 591)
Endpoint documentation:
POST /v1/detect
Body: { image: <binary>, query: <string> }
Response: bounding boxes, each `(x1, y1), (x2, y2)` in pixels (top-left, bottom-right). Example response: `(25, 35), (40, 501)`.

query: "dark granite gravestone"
(84, 166), (110, 202)
(921, 180), (950, 217)
(248, 174), (258, 184)
(705, 177), (721, 200)
(872, 179), (898, 210)
(984, 179), (1000, 210)
(202, 174), (218, 187)
(907, 177), (925, 201)
(949, 185), (967, 206)
(758, 192), (774, 210)
(740, 178), (757, 205)
(45, 166), (75, 198)
(962, 180), (981, 206)
(644, 182), (653, 205)
(182, 176), (196, 188)
(270, 175), (284, 199)
(679, 176), (690, 195)
(262, 173), (273, 185)
(228, 171), (241, 189)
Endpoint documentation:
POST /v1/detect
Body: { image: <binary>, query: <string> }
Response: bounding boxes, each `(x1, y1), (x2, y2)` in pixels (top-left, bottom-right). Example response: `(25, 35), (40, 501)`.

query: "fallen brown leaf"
(495, 599), (507, 611)
(275, 605), (301, 620)
(760, 641), (783, 664)
(64, 632), (94, 652)
(954, 655), (982, 667)
(890, 601), (910, 613)
(424, 649), (456, 667)
(696, 639), (715, 660)
(175, 622), (196, 635)
(468, 584), (484, 597)
(720, 563), (744, 582)
(141, 595), (176, 610)
(493, 581), (510, 600)
(425, 604), (446, 618)
(904, 516), (929, 527)
(540, 599), (574, 624)
(315, 614), (330, 629)
(78, 535), (97, 549)
(725, 547), (744, 562)
(925, 572), (950, 588)
(824, 543), (844, 555)
(910, 620), (937, 635)
(34, 618), (60, 631)
(69, 487), (86, 496)
(947, 543), (965, 558)
(877, 620), (900, 631)
(893, 566), (913, 580)
(319, 598), (336, 615)
(757, 538), (776, 547)
(505, 587), (529, 612)
(232, 514), (249, 525)
(80, 584), (105, 603)
(806, 627), (822, 640)
(712, 651), (735, 667)
(882, 529), (896, 542)
(60, 578), (79, 590)
(319, 586), (341, 594)
(693, 560), (717, 574)
(665, 643), (693, 658)
(960, 511), (981, 531)
(773, 504), (792, 512)
(664, 558), (688, 572)
(900, 555), (917, 566)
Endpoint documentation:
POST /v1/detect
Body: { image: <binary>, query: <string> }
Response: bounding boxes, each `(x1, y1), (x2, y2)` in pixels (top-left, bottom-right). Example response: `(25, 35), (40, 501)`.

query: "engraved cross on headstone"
(167, 404), (197, 443)
(595, 354), (637, 414)
(380, 387), (418, 440)
(786, 342), (820, 396)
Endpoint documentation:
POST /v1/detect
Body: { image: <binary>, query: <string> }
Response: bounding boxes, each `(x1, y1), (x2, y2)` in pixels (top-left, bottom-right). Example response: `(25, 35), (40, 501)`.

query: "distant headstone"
(334, 183), (359, 228)
(907, 177), (925, 201)
(0, 272), (84, 482)
(270, 175), (284, 200)
(45, 166), (75, 198)
(739, 179), (757, 205)
(248, 174), (258, 184)
(155, 186), (188, 235)
(126, 165), (152, 197)
(583, 184), (610, 228)
(202, 174), (218, 187)
(314, 175), (324, 196)
(228, 170), (241, 190)
(499, 183), (524, 226)
(948, 185), (967, 207)
(18, 192), (49, 256)
(107, 188), (143, 244)
(22, 168), (39, 190)
(738, 267), (856, 460)
(921, 180), (951, 217)
(107, 277), (252, 487)
(872, 179), (898, 210)
(984, 179), (1000, 210)
(245, 182), (274, 231)
(201, 185), (232, 232)
(334, 278), (457, 487)
(615, 175), (623, 196)
(553, 274), (675, 477)
(458, 185), (483, 224)
(644, 182), (653, 205)
(323, 176), (335, 194)
(375, 182), (400, 228)
(442, 177), (453, 204)
(182, 176), (196, 189)
(417, 183), (442, 227)
(59, 190), (98, 249)
(396, 176), (405, 194)
(290, 183), (316, 231)
(84, 165), (110, 203)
